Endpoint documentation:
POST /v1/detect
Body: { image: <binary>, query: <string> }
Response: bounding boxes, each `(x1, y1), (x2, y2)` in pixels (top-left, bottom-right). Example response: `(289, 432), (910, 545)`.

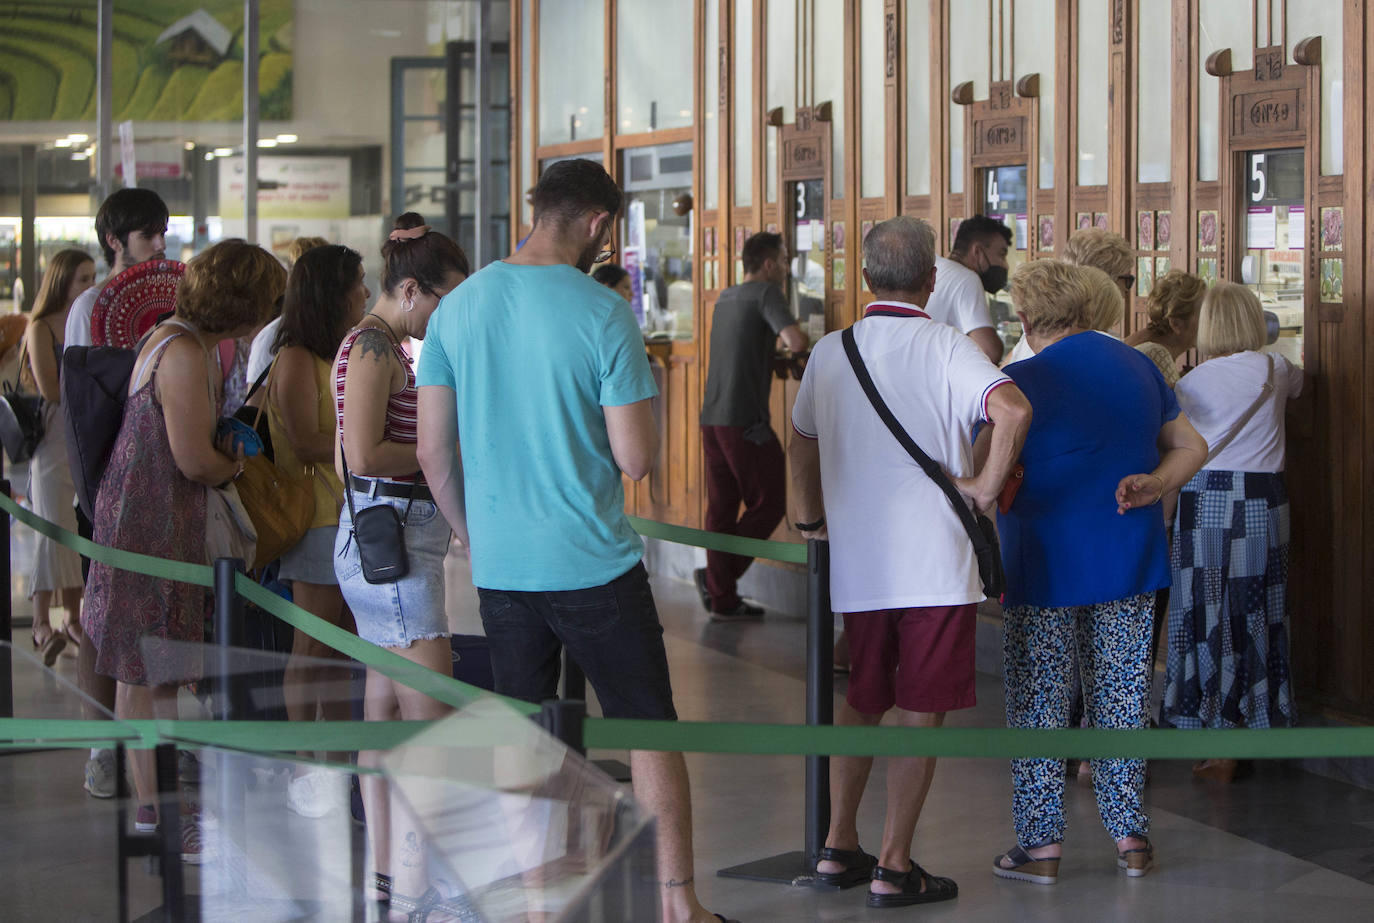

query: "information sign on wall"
(219, 156), (351, 219)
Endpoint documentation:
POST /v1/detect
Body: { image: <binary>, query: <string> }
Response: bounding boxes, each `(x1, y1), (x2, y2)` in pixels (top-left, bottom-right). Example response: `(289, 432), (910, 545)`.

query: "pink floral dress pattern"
(81, 334), (210, 686)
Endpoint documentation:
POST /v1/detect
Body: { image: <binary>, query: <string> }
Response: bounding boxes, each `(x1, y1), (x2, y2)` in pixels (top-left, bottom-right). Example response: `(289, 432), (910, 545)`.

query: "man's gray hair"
(862, 216), (936, 293)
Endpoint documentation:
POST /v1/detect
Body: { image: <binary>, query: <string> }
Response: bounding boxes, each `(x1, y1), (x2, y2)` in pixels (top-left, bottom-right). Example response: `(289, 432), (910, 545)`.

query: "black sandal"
(814, 845), (878, 890)
(866, 860), (958, 909)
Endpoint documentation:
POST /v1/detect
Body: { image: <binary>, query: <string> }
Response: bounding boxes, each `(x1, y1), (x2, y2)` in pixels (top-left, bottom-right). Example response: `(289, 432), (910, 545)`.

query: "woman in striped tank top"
(332, 213), (469, 917)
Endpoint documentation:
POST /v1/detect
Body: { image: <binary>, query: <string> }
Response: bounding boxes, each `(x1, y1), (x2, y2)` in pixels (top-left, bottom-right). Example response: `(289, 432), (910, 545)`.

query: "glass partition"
(1197, 0), (1253, 183)
(980, 164), (1030, 353)
(947, 0), (990, 195)
(788, 177), (827, 341)
(621, 142), (694, 339)
(538, 0), (605, 144)
(816, 0), (846, 197)
(1241, 148), (1304, 367)
(704, 0), (720, 211)
(617, 0), (693, 135)
(1136, 0), (1171, 183)
(1014, 0), (1056, 189)
(859, 0), (886, 199)
(519, 0), (534, 228)
(1287, 2), (1343, 176)
(735, 0), (754, 207)
(1076, 0), (1109, 186)
(764, 0), (796, 204)
(904, 0), (932, 196)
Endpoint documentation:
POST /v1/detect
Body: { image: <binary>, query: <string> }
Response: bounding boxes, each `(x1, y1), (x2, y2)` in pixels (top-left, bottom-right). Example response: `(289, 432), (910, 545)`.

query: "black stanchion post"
(717, 537), (833, 886)
(561, 650), (631, 781)
(803, 539), (832, 865)
(0, 477), (12, 719)
(213, 557), (245, 720)
(153, 742), (186, 921)
(540, 698), (587, 753)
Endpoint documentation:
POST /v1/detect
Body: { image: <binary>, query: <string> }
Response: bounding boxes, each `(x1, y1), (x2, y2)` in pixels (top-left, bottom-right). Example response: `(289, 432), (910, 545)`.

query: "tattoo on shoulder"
(355, 329), (393, 363)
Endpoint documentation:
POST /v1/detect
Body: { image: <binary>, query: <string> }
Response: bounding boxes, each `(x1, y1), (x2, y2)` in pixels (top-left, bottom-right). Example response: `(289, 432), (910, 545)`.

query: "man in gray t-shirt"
(697, 232), (807, 619)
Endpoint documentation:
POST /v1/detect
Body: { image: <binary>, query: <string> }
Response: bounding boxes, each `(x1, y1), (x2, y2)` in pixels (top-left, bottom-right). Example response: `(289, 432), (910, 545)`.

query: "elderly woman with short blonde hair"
(1164, 282), (1303, 782)
(986, 259), (1207, 885)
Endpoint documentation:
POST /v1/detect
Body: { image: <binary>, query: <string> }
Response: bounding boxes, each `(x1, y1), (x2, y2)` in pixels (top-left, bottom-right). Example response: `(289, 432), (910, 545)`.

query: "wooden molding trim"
(1015, 73), (1040, 98)
(951, 80), (975, 105)
(766, 105), (784, 127)
(1205, 47), (1232, 77)
(815, 100), (833, 121)
(1293, 35), (1321, 68)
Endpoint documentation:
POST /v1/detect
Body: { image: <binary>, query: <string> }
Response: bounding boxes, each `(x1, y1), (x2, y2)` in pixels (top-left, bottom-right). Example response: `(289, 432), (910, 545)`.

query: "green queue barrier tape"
(0, 491), (534, 717)
(5, 715), (1374, 760)
(6, 493), (1374, 761)
(627, 515), (807, 565)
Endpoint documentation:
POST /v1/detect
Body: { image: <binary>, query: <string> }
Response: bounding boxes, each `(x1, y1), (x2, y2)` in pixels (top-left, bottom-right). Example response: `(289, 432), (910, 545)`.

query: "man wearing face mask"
(924, 215), (1011, 364)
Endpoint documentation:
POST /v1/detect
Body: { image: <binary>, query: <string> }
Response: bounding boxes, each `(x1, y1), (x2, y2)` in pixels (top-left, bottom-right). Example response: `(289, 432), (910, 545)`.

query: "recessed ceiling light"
(54, 138), (73, 148)
(205, 152), (216, 161)
(257, 138), (278, 147)
(213, 147), (234, 156)
(184, 141), (196, 151)
(71, 151), (89, 160)
(276, 133), (298, 144)
(67, 133), (88, 143)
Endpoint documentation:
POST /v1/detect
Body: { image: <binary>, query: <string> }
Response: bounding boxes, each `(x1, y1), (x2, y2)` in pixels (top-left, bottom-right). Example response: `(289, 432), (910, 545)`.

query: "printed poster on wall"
(1285, 206), (1305, 250)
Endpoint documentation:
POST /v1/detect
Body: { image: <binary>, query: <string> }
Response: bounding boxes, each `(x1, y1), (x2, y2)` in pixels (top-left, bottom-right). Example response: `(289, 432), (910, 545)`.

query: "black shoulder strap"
(841, 324), (989, 550)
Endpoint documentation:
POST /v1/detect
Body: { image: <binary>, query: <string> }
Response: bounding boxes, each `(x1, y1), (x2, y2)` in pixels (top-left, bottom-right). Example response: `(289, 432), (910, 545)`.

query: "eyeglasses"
(1117, 274), (1136, 290)
(594, 246), (617, 265)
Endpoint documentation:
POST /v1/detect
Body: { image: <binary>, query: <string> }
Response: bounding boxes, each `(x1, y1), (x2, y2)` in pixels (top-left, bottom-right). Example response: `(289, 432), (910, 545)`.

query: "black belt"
(347, 474), (433, 504)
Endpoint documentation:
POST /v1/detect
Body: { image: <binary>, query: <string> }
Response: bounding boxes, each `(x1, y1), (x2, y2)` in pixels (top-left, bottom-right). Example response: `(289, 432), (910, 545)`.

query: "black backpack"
(61, 342), (139, 520)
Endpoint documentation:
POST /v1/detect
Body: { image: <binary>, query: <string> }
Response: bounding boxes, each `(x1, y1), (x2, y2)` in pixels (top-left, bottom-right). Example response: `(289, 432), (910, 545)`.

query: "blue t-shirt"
(998, 332), (1179, 608)
(416, 261), (658, 591)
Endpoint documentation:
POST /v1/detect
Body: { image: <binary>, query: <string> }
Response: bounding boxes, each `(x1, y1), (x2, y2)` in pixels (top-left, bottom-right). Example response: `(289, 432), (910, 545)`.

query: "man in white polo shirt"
(789, 216), (1031, 909)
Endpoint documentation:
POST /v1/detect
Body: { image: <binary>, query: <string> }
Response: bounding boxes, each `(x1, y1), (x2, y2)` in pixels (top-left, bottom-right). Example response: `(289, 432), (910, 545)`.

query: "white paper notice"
(1015, 214), (1028, 250)
(811, 220), (824, 251)
(795, 222), (813, 252)
(1247, 207), (1277, 250)
(1286, 207), (1305, 250)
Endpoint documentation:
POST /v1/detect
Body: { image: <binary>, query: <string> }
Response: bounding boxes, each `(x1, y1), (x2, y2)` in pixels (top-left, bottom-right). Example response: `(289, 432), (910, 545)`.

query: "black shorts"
(477, 562), (678, 721)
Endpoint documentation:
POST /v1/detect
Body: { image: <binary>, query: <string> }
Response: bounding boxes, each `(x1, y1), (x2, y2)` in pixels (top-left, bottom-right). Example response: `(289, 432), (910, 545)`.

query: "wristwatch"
(794, 516), (825, 532)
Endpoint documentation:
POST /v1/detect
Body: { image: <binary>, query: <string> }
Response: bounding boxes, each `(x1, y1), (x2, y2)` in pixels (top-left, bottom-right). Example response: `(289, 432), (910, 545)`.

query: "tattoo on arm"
(356, 329), (393, 363)
(660, 877), (694, 889)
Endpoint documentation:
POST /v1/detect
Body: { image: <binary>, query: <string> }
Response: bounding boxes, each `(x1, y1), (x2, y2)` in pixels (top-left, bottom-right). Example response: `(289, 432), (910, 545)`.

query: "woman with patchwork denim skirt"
(983, 261), (1207, 886)
(1163, 282), (1304, 783)
(333, 213), (469, 920)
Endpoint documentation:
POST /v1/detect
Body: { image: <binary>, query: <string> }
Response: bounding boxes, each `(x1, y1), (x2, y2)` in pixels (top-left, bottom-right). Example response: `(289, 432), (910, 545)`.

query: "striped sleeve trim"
(792, 421), (818, 440)
(981, 378), (1013, 423)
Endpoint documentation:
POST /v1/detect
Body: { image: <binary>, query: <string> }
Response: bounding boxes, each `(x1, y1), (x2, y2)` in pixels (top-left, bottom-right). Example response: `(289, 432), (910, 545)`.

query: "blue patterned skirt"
(1163, 470), (1294, 729)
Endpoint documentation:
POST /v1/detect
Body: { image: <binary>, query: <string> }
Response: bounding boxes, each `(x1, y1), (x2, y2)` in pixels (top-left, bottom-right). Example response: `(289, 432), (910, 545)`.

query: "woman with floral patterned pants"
(981, 260), (1207, 885)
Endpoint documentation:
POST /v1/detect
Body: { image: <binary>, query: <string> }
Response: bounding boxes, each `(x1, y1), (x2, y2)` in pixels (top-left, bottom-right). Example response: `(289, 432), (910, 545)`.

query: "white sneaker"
(287, 770), (342, 818)
(84, 749), (116, 799)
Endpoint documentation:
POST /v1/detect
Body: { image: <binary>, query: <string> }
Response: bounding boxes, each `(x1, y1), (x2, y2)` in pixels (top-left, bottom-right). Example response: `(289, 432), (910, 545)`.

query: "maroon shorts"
(842, 603), (977, 714)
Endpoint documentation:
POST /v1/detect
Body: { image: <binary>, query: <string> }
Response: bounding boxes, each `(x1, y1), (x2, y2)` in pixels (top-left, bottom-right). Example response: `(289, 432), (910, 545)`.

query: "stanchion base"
(593, 758), (631, 782)
(716, 850), (819, 887)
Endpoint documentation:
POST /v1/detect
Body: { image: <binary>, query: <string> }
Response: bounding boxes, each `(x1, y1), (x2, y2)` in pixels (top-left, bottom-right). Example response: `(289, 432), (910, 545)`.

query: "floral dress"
(81, 333), (210, 686)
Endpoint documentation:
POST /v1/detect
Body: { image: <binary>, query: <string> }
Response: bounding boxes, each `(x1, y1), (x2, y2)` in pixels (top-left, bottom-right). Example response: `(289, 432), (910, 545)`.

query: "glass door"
(788, 177), (827, 343)
(620, 142), (694, 338)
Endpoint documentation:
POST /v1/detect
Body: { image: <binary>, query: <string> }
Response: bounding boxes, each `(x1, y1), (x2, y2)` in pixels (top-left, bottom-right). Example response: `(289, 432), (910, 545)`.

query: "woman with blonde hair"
(988, 259), (1206, 883)
(23, 248), (95, 664)
(1164, 282), (1303, 781)
(82, 239), (285, 862)
(1126, 270), (1207, 387)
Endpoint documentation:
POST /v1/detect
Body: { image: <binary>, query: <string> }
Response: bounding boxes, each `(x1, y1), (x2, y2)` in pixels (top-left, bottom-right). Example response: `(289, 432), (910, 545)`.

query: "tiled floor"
(4, 523), (1374, 920)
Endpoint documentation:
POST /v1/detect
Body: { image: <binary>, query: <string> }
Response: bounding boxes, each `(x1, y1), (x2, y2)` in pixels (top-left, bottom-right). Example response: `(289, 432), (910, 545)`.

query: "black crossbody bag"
(842, 325), (1005, 598)
(341, 441), (417, 584)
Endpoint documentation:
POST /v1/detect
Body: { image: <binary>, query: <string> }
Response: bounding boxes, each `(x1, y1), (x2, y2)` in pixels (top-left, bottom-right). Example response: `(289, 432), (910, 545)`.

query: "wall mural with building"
(0, 0), (293, 121)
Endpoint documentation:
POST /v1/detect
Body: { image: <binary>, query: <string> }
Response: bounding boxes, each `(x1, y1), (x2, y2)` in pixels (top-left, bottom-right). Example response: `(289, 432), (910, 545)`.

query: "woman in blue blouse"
(985, 262), (1207, 885)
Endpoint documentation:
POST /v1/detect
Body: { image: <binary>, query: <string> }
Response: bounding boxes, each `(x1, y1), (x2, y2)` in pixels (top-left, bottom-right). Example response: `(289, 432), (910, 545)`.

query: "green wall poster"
(1, 1), (293, 122)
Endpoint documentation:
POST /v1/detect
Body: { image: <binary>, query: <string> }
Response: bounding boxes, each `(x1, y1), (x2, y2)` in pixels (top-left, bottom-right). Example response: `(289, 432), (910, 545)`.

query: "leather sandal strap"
(818, 846), (869, 863)
(871, 862), (912, 883)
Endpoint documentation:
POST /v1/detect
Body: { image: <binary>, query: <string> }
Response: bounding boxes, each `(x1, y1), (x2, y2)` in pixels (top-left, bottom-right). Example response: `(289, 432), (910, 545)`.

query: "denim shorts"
(477, 562), (677, 721)
(334, 490), (451, 649)
(278, 525), (340, 585)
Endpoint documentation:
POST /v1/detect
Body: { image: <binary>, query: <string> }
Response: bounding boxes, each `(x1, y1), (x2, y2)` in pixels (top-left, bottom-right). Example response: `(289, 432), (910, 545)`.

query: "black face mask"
(979, 264), (1008, 294)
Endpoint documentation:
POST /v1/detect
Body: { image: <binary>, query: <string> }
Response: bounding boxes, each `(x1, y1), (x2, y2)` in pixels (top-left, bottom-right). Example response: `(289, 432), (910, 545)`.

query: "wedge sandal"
(866, 860), (958, 908)
(1117, 837), (1153, 877)
(992, 844), (1060, 885)
(813, 845), (878, 890)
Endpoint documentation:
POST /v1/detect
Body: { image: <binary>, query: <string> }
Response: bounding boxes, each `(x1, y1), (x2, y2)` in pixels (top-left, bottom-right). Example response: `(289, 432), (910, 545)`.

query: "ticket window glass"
(789, 178), (827, 343)
(620, 142), (693, 339)
(1241, 148), (1304, 367)
(979, 164), (1028, 352)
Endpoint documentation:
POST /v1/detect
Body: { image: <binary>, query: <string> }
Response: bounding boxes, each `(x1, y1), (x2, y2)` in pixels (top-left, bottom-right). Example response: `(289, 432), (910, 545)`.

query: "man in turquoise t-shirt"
(416, 159), (732, 923)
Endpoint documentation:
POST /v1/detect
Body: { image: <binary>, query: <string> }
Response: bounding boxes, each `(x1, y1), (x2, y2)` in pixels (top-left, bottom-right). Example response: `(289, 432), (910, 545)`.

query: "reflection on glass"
(1242, 149), (1304, 367)
(980, 165), (1029, 354)
(620, 142), (694, 339)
